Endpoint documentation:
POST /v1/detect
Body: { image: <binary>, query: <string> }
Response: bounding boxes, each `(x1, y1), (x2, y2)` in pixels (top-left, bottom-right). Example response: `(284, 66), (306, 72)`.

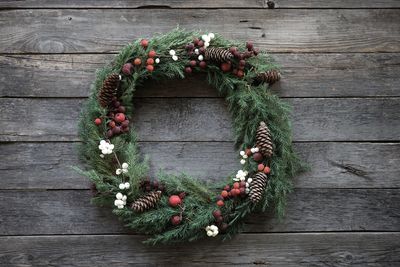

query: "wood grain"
(1, 98), (399, 142)
(0, 233), (399, 266)
(2, 53), (400, 98)
(1, 0), (399, 8)
(1, 142), (399, 189)
(1, 9), (399, 53)
(0, 189), (399, 235)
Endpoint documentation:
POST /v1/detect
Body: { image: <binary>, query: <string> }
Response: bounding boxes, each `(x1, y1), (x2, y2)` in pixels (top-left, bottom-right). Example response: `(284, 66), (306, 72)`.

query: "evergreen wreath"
(77, 29), (306, 245)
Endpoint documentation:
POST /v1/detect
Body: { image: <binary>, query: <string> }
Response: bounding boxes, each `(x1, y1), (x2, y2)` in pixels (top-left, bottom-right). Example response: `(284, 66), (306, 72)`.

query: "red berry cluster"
(169, 194), (186, 225)
(184, 37), (208, 73)
(140, 178), (165, 192)
(216, 182), (247, 207)
(212, 209), (229, 233)
(122, 39), (157, 75)
(224, 41), (259, 78)
(95, 97), (129, 138)
(257, 163), (271, 174)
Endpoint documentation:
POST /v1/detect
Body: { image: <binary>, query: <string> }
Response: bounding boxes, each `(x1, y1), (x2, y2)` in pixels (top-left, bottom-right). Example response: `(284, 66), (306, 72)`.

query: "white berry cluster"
(169, 50), (178, 61)
(201, 32), (215, 48)
(234, 169), (248, 182)
(114, 192), (127, 209)
(116, 162), (129, 175)
(205, 225), (219, 237)
(98, 140), (114, 157)
(239, 150), (249, 165)
(119, 182), (130, 190)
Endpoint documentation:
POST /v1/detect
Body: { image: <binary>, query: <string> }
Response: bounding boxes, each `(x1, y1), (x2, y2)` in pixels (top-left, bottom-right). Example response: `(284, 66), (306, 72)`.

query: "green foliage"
(77, 28), (306, 245)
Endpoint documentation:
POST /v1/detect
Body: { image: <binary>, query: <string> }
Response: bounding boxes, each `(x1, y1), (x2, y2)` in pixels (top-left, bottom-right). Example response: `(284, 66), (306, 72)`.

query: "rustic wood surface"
(0, 1), (399, 266)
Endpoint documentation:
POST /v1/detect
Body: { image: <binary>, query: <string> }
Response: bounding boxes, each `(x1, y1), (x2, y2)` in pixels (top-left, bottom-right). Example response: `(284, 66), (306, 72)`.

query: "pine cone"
(98, 73), (120, 107)
(256, 121), (273, 158)
(255, 70), (281, 85)
(204, 47), (233, 62)
(249, 172), (268, 203)
(131, 191), (162, 212)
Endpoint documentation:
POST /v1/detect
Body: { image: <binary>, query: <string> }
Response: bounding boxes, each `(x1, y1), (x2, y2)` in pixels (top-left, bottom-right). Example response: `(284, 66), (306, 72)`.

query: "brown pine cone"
(249, 172), (268, 203)
(255, 70), (281, 85)
(131, 191), (162, 212)
(256, 121), (273, 158)
(204, 47), (233, 62)
(98, 73), (120, 107)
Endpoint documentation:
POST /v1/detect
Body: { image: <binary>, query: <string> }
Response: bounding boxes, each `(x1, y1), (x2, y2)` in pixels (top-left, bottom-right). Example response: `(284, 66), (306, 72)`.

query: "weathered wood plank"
(2, 53), (400, 98)
(1, 142), (399, 189)
(1, 9), (399, 53)
(0, 189), (398, 235)
(1, 233), (399, 266)
(1, 98), (399, 142)
(1, 0), (399, 8)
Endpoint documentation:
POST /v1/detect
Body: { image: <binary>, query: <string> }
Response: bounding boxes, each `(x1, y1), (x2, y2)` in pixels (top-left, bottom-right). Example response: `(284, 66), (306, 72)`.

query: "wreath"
(77, 29), (306, 245)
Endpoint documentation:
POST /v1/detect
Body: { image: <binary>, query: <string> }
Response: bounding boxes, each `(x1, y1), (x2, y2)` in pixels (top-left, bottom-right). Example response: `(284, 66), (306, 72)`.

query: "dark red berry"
(199, 61), (207, 69)
(117, 106), (126, 113)
(212, 210), (222, 218)
(189, 60), (197, 67)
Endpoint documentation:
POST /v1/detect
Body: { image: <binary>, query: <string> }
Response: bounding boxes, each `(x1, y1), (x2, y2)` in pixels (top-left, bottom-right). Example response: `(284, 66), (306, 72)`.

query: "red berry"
(240, 181), (246, 188)
(237, 70), (244, 78)
(121, 119), (129, 127)
(230, 188), (239, 197)
(232, 69), (238, 75)
(216, 195), (224, 201)
(253, 152), (263, 162)
(146, 58), (154, 65)
(220, 222), (228, 232)
(133, 58), (142, 66)
(216, 200), (224, 207)
(264, 166), (271, 174)
(246, 41), (254, 50)
(117, 106), (126, 113)
(189, 60), (197, 67)
(140, 39), (149, 48)
(113, 101), (120, 108)
(168, 195), (182, 207)
(233, 182), (239, 189)
(148, 50), (156, 58)
(94, 118), (102, 125)
(199, 47), (205, 54)
(245, 148), (252, 156)
(193, 38), (200, 46)
(221, 62), (231, 72)
(212, 210), (222, 218)
(199, 61), (207, 69)
(115, 113), (125, 123)
(185, 66), (192, 74)
(198, 40), (204, 47)
(215, 216), (223, 223)
(122, 126), (129, 133)
(107, 129), (113, 138)
(171, 215), (181, 225)
(146, 64), (154, 72)
(224, 185), (231, 191)
(258, 164), (265, 171)
(229, 47), (237, 54)
(238, 65), (245, 70)
(239, 59), (246, 66)
(112, 126), (121, 134)
(122, 63), (133, 75)
(221, 190), (228, 198)
(108, 121), (116, 128)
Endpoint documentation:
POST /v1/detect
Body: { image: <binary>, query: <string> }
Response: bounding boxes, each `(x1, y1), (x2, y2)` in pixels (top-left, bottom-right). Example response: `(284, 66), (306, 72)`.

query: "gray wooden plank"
(0, 234), (399, 267)
(0, 189), (398, 235)
(2, 53), (400, 98)
(1, 97), (398, 142)
(0, 9), (399, 53)
(1, 142), (399, 189)
(1, 0), (399, 8)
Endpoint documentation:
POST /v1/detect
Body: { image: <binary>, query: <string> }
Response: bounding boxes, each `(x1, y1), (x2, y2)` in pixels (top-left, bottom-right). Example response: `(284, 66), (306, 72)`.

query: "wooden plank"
(1, 9), (399, 53)
(0, 233), (399, 266)
(1, 98), (398, 142)
(0, 189), (398, 235)
(1, 142), (399, 189)
(2, 53), (400, 98)
(1, 0), (399, 8)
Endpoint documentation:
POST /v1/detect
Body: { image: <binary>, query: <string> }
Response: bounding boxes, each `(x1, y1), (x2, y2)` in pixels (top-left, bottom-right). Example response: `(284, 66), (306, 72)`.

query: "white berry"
(155, 58), (160, 64)
(169, 50), (176, 56)
(194, 48), (199, 55)
(240, 151), (245, 156)
(208, 33), (215, 39)
(124, 182), (130, 189)
(172, 55), (178, 61)
(254, 147), (259, 152)
(198, 55), (204, 61)
(240, 159), (246, 165)
(116, 193), (123, 200)
(119, 183), (125, 190)
(243, 154), (248, 159)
